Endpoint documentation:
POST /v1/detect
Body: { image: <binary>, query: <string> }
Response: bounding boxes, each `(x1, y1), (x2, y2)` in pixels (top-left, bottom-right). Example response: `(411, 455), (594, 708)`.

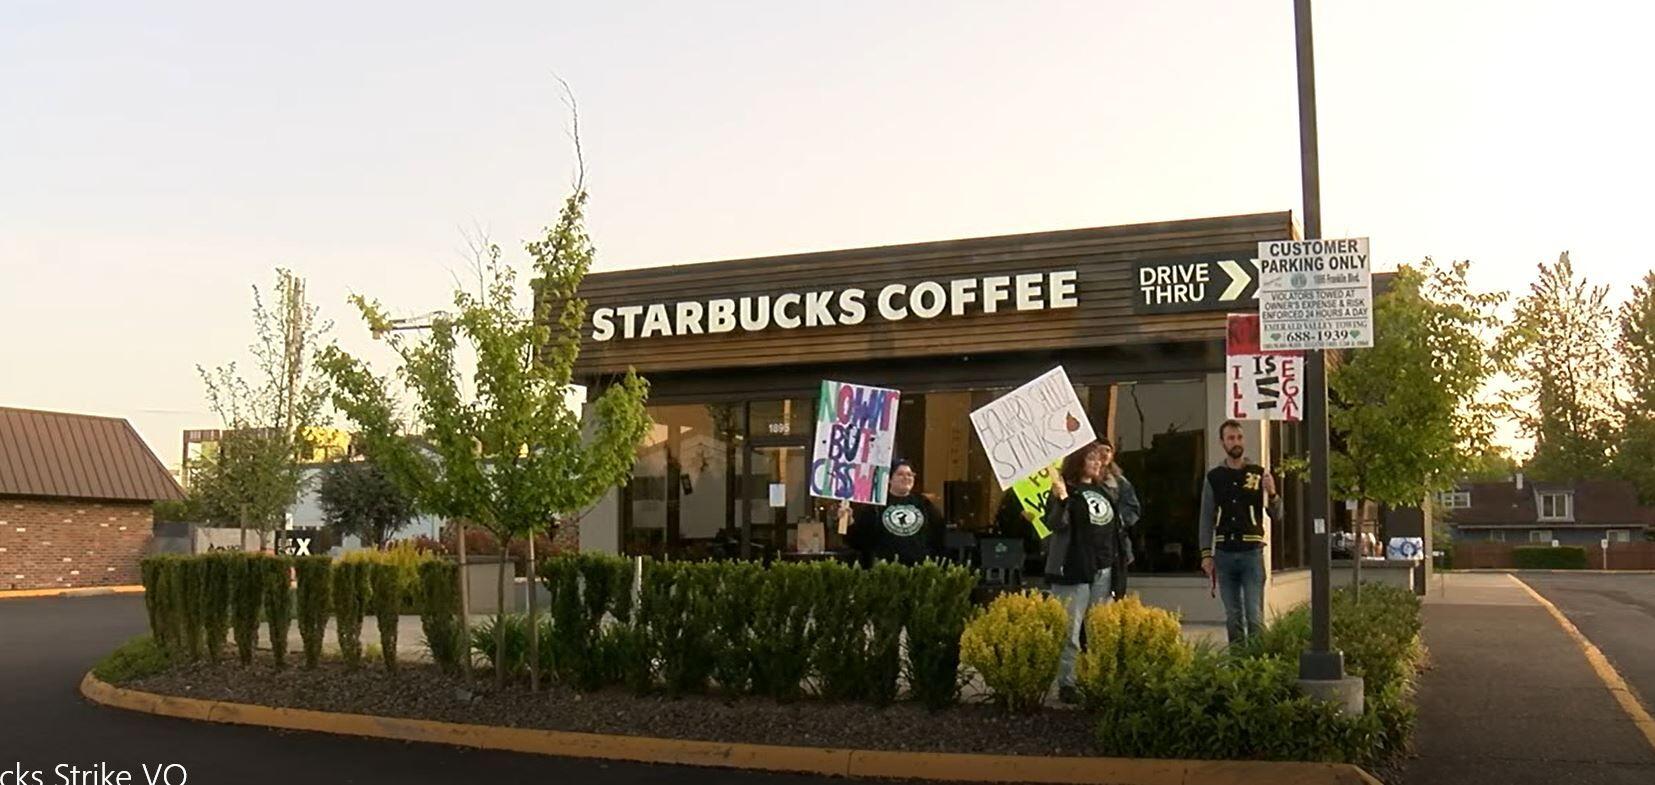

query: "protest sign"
(970, 366), (1096, 490)
(1009, 461), (1060, 539)
(809, 380), (902, 504)
(1226, 313), (1303, 421)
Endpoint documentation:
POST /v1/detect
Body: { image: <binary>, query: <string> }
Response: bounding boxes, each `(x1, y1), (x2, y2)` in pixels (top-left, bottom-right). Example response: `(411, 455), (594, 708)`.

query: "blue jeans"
(1215, 549), (1265, 644)
(1050, 568), (1113, 688)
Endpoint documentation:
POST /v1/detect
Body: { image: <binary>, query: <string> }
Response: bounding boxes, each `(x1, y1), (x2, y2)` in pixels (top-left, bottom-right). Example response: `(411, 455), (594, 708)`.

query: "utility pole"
(1293, 0), (1354, 699)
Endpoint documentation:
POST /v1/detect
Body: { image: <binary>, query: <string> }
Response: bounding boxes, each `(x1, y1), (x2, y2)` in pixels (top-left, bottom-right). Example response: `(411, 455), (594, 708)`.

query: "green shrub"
(370, 561), (402, 672)
(1094, 649), (1369, 762)
(139, 556), (177, 656)
(541, 553), (633, 690)
(93, 636), (170, 684)
(862, 563), (909, 706)
(646, 561), (718, 696)
(812, 561), (872, 701)
(1249, 583), (1423, 697)
(177, 556), (207, 662)
(470, 615), (530, 681)
(1076, 594), (1193, 709)
(417, 559), (464, 674)
(750, 562), (821, 702)
(1513, 545), (1587, 570)
(200, 553), (233, 663)
(708, 560), (763, 696)
(294, 556), (332, 669)
(903, 562), (978, 709)
(960, 590), (1068, 713)
(342, 543), (434, 613)
(1239, 583), (1425, 765)
(261, 556), (294, 669)
(230, 554), (266, 665)
(332, 560), (371, 669)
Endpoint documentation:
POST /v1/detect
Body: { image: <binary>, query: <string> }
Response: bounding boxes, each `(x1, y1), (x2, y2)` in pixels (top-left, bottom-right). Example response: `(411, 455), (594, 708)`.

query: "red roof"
(1450, 479), (1655, 528)
(0, 407), (184, 502)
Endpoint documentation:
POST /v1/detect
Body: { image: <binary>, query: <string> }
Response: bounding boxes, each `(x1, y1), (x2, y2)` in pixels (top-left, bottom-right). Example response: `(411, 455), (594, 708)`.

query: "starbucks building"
(570, 212), (1335, 618)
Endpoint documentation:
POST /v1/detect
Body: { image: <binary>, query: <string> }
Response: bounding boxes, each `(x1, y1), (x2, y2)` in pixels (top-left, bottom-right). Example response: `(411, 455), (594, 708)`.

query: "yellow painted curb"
(1509, 575), (1655, 753)
(0, 585), (144, 600)
(81, 673), (1378, 785)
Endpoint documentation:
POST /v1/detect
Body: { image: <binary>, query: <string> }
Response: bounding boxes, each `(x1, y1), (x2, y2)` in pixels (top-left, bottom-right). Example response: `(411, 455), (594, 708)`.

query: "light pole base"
(1299, 648), (1346, 681)
(1298, 674), (1366, 717)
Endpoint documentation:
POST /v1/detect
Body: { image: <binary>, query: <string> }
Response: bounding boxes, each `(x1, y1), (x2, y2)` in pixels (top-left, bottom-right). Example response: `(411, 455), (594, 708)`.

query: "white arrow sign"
(1217, 259), (1253, 301)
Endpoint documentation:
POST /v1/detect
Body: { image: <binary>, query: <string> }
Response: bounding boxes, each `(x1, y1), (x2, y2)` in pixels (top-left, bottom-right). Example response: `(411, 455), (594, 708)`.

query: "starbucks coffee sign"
(590, 271), (1079, 342)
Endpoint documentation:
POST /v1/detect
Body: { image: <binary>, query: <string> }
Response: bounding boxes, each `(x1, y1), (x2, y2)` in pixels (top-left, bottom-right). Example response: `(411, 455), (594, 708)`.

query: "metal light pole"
(1294, 0), (1347, 683)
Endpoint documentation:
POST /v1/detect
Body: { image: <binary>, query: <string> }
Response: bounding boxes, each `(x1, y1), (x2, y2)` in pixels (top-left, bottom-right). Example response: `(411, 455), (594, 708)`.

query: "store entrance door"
(742, 442), (813, 560)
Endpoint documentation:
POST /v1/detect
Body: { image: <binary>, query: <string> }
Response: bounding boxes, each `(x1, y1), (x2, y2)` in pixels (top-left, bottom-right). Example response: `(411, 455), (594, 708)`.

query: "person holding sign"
(1095, 439), (1141, 599)
(1199, 420), (1279, 644)
(1044, 441), (1125, 703)
(841, 459), (945, 567)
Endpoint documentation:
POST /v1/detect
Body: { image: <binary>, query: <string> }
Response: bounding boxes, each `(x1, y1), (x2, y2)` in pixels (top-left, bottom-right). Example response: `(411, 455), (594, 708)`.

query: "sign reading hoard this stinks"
(810, 380), (901, 504)
(970, 366), (1097, 490)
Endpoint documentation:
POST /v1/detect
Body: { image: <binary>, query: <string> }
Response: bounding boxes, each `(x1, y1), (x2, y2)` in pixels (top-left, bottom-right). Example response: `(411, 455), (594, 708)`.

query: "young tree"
(195, 269), (331, 549)
(316, 460), (417, 548)
(1500, 253), (1618, 481)
(321, 139), (651, 690)
(1330, 259), (1506, 510)
(1613, 271), (1655, 502)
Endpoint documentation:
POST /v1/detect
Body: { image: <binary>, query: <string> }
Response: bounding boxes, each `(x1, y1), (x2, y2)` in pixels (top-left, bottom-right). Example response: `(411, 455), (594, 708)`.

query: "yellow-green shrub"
(960, 590), (1068, 713)
(1077, 594), (1192, 708)
(340, 542), (432, 611)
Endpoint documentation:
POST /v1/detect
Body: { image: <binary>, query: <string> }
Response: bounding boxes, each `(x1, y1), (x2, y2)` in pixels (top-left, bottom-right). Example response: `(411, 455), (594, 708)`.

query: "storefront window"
(1113, 380), (1207, 573)
(623, 403), (741, 558)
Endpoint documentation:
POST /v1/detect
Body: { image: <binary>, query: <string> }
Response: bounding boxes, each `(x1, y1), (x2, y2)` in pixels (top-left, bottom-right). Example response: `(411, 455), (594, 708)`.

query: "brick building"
(0, 407), (183, 590)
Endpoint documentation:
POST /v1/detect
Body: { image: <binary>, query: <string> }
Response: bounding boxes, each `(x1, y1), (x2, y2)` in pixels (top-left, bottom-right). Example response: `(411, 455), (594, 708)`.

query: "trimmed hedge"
(230, 553), (266, 665)
(261, 555), (294, 669)
(416, 559), (464, 674)
(536, 555), (976, 705)
(1513, 545), (1588, 570)
(294, 556), (332, 669)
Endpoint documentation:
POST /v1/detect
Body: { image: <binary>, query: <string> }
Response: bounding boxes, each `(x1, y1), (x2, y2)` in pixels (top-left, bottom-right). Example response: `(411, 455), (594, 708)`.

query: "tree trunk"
(527, 531), (539, 692)
(456, 520), (472, 684)
(495, 533), (509, 690)
(239, 504), (249, 551)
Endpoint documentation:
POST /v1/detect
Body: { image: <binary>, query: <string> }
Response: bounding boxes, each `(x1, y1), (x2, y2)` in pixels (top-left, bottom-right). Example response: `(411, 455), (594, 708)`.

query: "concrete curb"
(80, 673), (1379, 785)
(0, 585), (144, 600)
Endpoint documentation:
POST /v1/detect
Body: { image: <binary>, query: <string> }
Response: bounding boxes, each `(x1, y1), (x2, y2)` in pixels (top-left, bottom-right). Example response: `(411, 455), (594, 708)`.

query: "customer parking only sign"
(1256, 237), (1374, 351)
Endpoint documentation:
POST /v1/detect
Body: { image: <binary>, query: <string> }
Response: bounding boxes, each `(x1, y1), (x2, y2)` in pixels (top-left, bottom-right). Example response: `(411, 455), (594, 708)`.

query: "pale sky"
(3, 0), (1651, 469)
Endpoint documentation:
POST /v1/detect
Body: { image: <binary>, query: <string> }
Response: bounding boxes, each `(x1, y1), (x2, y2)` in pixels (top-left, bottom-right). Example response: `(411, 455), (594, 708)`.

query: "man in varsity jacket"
(1199, 419), (1280, 644)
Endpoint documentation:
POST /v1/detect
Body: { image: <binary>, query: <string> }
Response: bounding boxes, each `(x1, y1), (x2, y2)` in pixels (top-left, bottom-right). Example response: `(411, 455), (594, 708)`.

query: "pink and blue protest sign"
(810, 380), (902, 504)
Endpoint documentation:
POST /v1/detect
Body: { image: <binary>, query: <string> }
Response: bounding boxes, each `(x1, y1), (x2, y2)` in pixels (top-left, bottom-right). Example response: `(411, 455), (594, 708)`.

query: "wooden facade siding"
(571, 212), (1295, 378)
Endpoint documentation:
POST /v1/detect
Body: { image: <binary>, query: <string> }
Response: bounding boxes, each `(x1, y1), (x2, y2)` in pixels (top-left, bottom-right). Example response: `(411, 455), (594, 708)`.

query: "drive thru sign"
(1256, 237), (1374, 351)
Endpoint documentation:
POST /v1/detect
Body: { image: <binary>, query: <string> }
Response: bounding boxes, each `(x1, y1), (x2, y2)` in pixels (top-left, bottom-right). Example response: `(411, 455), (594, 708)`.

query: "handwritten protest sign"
(1227, 313), (1303, 421)
(809, 380), (902, 504)
(1009, 461), (1061, 539)
(970, 366), (1096, 490)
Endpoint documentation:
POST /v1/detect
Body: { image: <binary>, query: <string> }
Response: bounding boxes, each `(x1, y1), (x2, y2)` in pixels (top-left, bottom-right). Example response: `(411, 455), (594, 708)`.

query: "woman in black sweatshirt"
(843, 459), (945, 567)
(1044, 440), (1120, 703)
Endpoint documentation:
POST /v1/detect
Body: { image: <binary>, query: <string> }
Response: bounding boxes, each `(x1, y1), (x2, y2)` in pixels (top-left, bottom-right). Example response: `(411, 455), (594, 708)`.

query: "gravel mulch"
(128, 660), (1103, 758)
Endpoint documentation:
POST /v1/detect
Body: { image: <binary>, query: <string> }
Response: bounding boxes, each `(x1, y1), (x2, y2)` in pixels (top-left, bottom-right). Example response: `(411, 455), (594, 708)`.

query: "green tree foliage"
(1613, 272), (1655, 502)
(1461, 446), (1519, 483)
(193, 269), (331, 548)
(316, 460), (417, 548)
(320, 131), (652, 690)
(1501, 253), (1618, 481)
(1330, 259), (1506, 507)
